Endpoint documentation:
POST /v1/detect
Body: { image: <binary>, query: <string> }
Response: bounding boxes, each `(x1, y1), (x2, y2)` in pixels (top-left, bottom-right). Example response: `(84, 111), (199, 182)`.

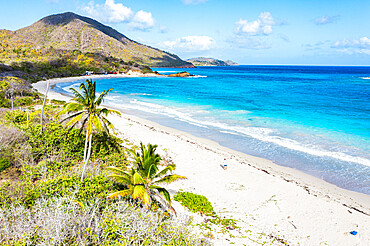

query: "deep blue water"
(55, 66), (370, 194)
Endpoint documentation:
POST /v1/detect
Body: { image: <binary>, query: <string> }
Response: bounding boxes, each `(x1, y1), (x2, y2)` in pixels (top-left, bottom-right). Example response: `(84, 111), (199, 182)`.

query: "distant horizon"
(164, 63), (370, 67)
(1, 0), (369, 66)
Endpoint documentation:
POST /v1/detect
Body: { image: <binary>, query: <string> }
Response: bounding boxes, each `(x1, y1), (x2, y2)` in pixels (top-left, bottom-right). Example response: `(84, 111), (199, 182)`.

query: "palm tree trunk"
(40, 80), (50, 135)
(11, 95), (14, 110)
(81, 133), (92, 182)
(83, 129), (89, 161)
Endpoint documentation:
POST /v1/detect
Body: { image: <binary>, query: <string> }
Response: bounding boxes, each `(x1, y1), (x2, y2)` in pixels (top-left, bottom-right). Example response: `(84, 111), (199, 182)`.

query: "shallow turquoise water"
(55, 66), (370, 194)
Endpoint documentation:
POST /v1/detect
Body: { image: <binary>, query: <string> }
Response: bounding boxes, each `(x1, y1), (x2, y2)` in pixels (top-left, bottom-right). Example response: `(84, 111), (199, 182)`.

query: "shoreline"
(33, 75), (370, 245)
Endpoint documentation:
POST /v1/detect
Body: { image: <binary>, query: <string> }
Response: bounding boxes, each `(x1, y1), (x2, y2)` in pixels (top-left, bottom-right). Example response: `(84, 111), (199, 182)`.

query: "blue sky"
(1, 0), (369, 65)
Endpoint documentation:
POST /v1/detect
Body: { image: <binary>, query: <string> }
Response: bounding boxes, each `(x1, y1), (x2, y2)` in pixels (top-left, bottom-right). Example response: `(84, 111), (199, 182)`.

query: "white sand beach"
(33, 76), (370, 245)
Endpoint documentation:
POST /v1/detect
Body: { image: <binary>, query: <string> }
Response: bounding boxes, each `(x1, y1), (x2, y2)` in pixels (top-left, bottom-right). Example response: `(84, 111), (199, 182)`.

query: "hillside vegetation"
(0, 12), (193, 90)
(3, 12), (192, 68)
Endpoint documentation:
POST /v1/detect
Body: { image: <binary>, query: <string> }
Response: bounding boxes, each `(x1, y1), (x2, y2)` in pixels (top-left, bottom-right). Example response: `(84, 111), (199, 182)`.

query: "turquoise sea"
(55, 66), (370, 194)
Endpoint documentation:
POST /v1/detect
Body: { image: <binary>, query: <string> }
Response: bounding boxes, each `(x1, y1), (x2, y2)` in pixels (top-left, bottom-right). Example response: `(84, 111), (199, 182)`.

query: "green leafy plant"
(174, 191), (215, 216)
(26, 122), (85, 162)
(208, 217), (239, 230)
(4, 110), (27, 123)
(0, 158), (11, 172)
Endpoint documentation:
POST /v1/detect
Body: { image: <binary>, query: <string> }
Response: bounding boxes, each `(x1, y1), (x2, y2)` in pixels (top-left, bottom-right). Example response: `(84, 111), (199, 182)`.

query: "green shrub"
(50, 99), (66, 105)
(0, 174), (114, 208)
(0, 158), (11, 172)
(92, 131), (123, 158)
(26, 122), (126, 163)
(5, 110), (27, 123)
(141, 66), (153, 74)
(15, 96), (34, 106)
(0, 92), (11, 108)
(174, 191), (215, 216)
(208, 217), (239, 230)
(26, 122), (85, 161)
(38, 175), (113, 201)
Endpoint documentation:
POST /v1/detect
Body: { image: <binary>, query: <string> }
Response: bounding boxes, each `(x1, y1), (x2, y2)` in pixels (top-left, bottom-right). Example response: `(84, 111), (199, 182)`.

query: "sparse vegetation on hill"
(2, 12), (192, 68)
(0, 12), (193, 93)
(0, 30), (153, 82)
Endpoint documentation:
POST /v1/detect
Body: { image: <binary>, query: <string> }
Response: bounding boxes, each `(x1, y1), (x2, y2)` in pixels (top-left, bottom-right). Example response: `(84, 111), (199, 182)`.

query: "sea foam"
(125, 99), (370, 167)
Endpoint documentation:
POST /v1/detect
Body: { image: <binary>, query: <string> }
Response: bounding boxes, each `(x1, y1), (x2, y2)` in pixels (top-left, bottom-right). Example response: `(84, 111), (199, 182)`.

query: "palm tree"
(107, 143), (186, 213)
(60, 79), (120, 182)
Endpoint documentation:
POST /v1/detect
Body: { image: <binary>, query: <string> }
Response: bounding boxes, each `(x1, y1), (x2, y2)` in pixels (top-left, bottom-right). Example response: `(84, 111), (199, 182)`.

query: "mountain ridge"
(11, 12), (192, 68)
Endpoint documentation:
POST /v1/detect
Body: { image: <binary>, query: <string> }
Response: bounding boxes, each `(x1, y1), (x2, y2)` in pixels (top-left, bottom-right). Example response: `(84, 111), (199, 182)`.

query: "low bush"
(26, 122), (85, 161)
(0, 173), (114, 208)
(0, 158), (10, 172)
(50, 99), (66, 105)
(0, 93), (11, 108)
(174, 191), (215, 216)
(15, 96), (34, 106)
(4, 110), (28, 123)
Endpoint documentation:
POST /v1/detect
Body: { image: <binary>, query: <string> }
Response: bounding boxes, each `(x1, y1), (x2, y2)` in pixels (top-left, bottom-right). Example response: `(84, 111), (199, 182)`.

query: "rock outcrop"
(167, 71), (192, 77)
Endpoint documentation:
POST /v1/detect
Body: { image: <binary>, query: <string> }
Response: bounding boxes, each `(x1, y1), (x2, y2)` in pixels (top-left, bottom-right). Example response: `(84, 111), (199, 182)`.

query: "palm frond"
(58, 102), (83, 115)
(65, 112), (84, 128)
(154, 174), (187, 185)
(92, 115), (104, 132)
(154, 165), (176, 179)
(107, 166), (132, 182)
(108, 174), (131, 184)
(132, 172), (145, 185)
(95, 88), (113, 106)
(151, 186), (172, 204)
(132, 185), (147, 200)
(60, 110), (84, 122)
(106, 166), (129, 175)
(77, 117), (89, 135)
(69, 88), (86, 104)
(97, 114), (114, 133)
(107, 189), (132, 199)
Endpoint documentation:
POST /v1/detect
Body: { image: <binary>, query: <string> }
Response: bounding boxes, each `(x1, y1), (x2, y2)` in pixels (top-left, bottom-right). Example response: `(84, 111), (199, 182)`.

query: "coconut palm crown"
(107, 143), (186, 212)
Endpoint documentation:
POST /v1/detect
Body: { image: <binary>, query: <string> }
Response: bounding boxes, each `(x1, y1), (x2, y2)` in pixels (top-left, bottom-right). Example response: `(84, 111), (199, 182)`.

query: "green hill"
(1, 12), (192, 68)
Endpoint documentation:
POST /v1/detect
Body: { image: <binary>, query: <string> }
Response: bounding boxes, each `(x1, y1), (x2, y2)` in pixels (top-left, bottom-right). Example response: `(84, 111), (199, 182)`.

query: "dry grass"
(0, 196), (211, 245)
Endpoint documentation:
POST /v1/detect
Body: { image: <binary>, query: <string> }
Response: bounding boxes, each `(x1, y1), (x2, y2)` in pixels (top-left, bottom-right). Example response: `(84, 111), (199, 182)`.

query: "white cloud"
(235, 12), (276, 36)
(182, 0), (208, 4)
(314, 15), (340, 25)
(331, 37), (370, 55)
(83, 0), (133, 23)
(163, 36), (216, 52)
(82, 0), (155, 30)
(130, 10), (155, 30)
(332, 37), (370, 49)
